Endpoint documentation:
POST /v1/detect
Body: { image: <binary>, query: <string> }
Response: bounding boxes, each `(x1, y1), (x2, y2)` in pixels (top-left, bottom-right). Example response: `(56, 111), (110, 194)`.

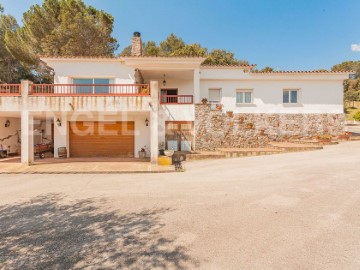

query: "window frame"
(208, 88), (222, 103)
(72, 78), (112, 94)
(236, 89), (254, 104)
(283, 89), (300, 105)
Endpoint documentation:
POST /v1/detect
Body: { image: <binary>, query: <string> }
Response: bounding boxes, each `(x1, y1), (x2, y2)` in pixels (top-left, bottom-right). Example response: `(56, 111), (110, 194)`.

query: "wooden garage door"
(69, 121), (134, 157)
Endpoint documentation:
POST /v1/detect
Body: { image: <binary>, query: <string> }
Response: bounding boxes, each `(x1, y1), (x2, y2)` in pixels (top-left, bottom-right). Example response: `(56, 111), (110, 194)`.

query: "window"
(236, 90), (253, 104)
(283, 89), (299, 104)
(73, 78), (110, 94)
(208, 89), (221, 103)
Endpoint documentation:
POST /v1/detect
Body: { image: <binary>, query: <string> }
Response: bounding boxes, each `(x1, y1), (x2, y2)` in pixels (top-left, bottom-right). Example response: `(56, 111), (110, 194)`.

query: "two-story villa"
(0, 33), (350, 165)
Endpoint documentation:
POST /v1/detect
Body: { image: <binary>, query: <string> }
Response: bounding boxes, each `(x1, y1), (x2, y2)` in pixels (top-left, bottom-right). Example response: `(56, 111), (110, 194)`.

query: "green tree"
(5, 0), (118, 67)
(171, 43), (207, 57)
(143, 41), (160, 56)
(0, 5), (32, 83)
(120, 33), (248, 65)
(159, 33), (185, 56)
(344, 89), (359, 108)
(203, 49), (249, 66)
(332, 61), (360, 78)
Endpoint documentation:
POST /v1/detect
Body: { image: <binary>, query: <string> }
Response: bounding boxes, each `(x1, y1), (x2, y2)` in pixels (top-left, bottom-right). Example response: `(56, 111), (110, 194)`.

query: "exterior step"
(186, 152), (226, 160)
(216, 148), (284, 158)
(269, 142), (323, 151)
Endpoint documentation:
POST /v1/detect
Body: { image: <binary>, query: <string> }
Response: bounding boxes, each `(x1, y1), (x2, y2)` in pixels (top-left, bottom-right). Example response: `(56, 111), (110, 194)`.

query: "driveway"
(0, 141), (360, 269)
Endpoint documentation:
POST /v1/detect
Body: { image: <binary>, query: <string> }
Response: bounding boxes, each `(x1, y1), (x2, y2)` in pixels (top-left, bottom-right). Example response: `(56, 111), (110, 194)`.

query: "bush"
(353, 111), (360, 121)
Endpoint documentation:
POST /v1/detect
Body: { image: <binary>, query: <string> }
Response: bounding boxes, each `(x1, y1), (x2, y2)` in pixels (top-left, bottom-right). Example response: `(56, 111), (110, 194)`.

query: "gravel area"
(0, 141), (360, 269)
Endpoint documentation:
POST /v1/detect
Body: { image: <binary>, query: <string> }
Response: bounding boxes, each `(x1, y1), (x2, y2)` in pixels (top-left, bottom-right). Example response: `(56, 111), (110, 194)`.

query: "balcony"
(30, 84), (150, 96)
(0, 83), (153, 112)
(160, 95), (194, 105)
(0, 84), (21, 96)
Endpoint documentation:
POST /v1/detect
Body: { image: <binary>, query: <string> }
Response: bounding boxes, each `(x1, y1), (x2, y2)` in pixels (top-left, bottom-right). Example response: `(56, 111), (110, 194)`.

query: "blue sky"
(2, 0), (360, 70)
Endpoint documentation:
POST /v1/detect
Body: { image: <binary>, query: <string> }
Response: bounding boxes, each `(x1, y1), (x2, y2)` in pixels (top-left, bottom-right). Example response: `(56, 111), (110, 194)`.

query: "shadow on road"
(0, 194), (197, 269)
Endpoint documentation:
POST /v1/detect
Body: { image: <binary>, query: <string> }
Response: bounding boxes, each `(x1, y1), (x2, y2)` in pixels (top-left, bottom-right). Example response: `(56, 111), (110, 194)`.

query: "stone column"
(193, 68), (200, 103)
(150, 81), (159, 164)
(53, 114), (69, 158)
(20, 80), (34, 165)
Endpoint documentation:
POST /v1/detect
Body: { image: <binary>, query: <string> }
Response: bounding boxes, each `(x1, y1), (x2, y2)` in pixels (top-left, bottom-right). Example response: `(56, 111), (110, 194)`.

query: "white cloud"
(351, 43), (360, 52)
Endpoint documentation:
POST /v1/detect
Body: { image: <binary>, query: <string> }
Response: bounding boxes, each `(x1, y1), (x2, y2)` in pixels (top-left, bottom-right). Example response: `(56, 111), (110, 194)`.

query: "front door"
(165, 121), (193, 152)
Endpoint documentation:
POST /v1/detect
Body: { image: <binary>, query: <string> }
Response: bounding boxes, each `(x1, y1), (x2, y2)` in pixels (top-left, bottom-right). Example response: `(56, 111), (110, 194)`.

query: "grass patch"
(345, 101), (360, 120)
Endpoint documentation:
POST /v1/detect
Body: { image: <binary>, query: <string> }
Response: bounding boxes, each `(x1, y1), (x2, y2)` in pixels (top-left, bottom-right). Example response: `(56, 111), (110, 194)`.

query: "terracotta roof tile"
(201, 64), (257, 69)
(253, 70), (352, 74)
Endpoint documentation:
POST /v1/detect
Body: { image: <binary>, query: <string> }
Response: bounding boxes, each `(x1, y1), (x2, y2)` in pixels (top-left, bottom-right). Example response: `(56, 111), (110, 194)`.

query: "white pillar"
(150, 81), (159, 164)
(53, 115), (69, 158)
(21, 111), (34, 165)
(20, 80), (34, 165)
(194, 68), (200, 103)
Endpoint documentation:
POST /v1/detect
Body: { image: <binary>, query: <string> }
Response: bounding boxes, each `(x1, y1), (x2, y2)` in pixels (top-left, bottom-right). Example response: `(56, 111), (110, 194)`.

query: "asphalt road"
(1, 141), (360, 269)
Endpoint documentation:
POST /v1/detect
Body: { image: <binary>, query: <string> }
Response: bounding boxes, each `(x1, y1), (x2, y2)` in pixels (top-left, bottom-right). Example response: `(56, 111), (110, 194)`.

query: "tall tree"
(159, 33), (185, 56)
(5, 0), (118, 67)
(120, 33), (248, 65)
(332, 61), (360, 104)
(0, 5), (32, 83)
(203, 49), (249, 66)
(171, 43), (207, 57)
(332, 61), (360, 78)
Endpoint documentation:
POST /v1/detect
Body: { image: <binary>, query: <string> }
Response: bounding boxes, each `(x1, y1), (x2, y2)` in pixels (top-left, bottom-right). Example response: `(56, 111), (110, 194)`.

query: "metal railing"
(160, 95), (194, 104)
(30, 84), (150, 96)
(0, 84), (21, 96)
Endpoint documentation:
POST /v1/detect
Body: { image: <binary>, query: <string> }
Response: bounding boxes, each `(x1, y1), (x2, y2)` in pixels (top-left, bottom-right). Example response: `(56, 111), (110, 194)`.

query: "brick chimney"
(131, 32), (142, 56)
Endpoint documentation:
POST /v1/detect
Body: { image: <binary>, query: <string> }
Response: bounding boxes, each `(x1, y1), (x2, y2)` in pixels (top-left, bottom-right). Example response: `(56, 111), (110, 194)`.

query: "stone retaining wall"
(195, 104), (345, 151)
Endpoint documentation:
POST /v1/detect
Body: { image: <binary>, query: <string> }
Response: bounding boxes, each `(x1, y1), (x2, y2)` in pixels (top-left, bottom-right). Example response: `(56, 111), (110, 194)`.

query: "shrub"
(353, 111), (360, 121)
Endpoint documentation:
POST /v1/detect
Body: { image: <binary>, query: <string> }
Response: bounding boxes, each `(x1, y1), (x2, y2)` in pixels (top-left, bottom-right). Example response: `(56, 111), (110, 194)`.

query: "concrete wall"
(26, 96), (152, 112)
(47, 60), (135, 84)
(200, 80), (344, 114)
(200, 69), (348, 114)
(146, 78), (194, 96)
(0, 117), (21, 154)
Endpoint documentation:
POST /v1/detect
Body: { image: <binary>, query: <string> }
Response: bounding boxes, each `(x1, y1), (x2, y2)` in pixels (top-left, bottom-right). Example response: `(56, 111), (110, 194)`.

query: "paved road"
(0, 141), (360, 269)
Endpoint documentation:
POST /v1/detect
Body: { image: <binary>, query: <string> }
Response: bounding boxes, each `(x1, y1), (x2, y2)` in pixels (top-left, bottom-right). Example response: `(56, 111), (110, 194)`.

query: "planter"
(138, 151), (146, 159)
(226, 111), (234, 118)
(201, 98), (208, 104)
(164, 150), (174, 157)
(246, 123), (254, 129)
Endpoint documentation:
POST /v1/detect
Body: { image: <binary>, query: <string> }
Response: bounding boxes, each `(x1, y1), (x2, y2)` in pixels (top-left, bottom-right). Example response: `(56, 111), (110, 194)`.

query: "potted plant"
(138, 146), (147, 159)
(201, 98), (208, 104)
(226, 111), (234, 118)
(159, 141), (165, 155)
(316, 134), (332, 143)
(140, 86), (149, 95)
(337, 131), (351, 140)
(246, 122), (254, 129)
(216, 104), (223, 111)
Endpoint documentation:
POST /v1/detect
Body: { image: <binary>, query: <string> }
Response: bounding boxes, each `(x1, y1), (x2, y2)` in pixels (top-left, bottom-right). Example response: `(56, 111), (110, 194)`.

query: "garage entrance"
(69, 121), (135, 157)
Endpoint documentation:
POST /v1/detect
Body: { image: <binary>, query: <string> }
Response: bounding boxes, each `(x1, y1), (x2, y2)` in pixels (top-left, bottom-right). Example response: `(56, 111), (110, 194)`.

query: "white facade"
(0, 56), (350, 165)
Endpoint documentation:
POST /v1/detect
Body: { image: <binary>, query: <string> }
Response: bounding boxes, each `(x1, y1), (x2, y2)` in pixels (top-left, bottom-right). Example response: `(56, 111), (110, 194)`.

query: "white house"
(0, 32), (350, 165)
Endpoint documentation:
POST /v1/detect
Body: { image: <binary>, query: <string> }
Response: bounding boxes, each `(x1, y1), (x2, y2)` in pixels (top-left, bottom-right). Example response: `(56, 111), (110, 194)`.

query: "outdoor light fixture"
(163, 74), (166, 86)
(56, 118), (61, 127)
(145, 118), (149, 127)
(4, 120), (10, 128)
